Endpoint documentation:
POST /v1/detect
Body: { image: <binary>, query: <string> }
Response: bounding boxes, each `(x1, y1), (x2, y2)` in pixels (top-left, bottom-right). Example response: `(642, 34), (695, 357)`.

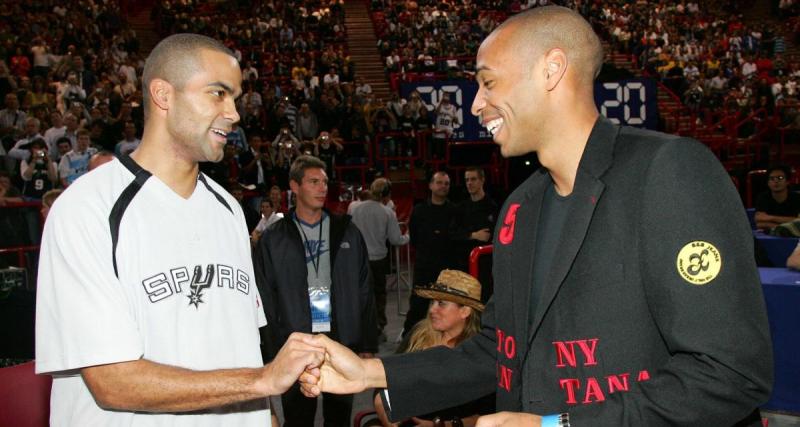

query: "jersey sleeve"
(35, 191), (144, 374)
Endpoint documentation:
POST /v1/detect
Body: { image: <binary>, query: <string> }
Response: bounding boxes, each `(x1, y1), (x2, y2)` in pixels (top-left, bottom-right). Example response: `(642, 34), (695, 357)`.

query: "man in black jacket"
(300, 6), (772, 427)
(254, 155), (377, 427)
(403, 170), (457, 334)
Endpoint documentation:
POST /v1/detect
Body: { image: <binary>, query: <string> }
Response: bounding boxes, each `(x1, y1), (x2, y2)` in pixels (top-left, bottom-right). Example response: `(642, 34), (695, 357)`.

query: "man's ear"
(543, 48), (567, 91)
(149, 78), (172, 113)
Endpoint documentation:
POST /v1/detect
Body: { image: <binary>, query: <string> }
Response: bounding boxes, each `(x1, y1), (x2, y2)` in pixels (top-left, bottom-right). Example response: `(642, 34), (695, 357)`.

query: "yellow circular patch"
(676, 241), (722, 285)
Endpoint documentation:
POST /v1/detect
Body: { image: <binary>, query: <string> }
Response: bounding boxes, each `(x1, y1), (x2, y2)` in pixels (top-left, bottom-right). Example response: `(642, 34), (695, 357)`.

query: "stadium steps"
(343, 0), (392, 99)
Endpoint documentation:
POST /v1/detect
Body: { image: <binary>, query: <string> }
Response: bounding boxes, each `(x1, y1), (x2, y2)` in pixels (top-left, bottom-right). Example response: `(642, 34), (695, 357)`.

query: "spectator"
(0, 93), (27, 135)
(226, 122), (248, 153)
(314, 131), (344, 180)
(250, 198), (284, 246)
(20, 138), (58, 199)
(239, 134), (273, 194)
(373, 270), (493, 427)
(404, 171), (455, 334)
(350, 177), (410, 340)
(295, 102), (319, 141)
(231, 185), (261, 233)
(114, 120), (140, 157)
(269, 184), (288, 214)
(755, 165), (800, 231)
(43, 111), (67, 158)
(58, 129), (97, 187)
(57, 72), (87, 113)
(432, 94), (459, 159)
(54, 137), (73, 164)
(8, 117), (44, 162)
(449, 167), (498, 300)
(254, 155), (377, 427)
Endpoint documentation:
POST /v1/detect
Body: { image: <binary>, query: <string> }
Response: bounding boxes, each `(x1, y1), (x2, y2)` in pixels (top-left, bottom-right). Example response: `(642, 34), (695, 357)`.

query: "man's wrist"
(365, 358), (387, 388)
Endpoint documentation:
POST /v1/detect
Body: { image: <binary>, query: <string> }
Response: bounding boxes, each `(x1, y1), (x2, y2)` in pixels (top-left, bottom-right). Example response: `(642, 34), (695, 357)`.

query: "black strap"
(108, 156), (233, 277)
(198, 173), (233, 214)
(109, 155), (151, 277)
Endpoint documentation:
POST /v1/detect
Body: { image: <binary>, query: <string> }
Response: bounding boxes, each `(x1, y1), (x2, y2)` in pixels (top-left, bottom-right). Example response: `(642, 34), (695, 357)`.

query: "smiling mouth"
(485, 118), (504, 136)
(210, 128), (229, 138)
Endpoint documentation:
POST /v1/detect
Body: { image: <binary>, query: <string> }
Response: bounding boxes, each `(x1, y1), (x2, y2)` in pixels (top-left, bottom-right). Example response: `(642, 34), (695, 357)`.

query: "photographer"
(314, 131), (343, 181)
(239, 134), (273, 192)
(272, 126), (300, 188)
(20, 138), (57, 199)
(57, 72), (86, 112)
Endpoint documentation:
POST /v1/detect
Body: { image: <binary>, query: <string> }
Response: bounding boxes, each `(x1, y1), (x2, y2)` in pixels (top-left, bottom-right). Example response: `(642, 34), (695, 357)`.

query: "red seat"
(0, 361), (52, 427)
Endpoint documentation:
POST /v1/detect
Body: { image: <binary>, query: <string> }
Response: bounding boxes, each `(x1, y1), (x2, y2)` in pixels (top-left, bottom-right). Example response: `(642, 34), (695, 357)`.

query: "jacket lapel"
(510, 170), (548, 354)
(525, 117), (619, 346)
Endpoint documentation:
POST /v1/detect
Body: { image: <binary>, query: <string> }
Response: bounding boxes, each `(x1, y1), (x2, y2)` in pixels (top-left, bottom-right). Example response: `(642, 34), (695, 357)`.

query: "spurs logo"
(188, 264), (215, 308)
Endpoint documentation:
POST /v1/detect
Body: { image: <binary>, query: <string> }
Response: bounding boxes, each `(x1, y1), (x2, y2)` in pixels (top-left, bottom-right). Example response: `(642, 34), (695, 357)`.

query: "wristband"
(541, 413), (570, 427)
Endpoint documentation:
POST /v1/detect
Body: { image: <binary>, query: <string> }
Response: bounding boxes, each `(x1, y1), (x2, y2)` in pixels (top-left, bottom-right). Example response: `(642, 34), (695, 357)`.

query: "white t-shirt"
(254, 211), (284, 234)
(36, 158), (269, 426)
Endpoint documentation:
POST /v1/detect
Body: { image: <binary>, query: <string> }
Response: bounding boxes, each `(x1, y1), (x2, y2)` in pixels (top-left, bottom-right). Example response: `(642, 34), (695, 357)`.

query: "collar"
(521, 116), (619, 199)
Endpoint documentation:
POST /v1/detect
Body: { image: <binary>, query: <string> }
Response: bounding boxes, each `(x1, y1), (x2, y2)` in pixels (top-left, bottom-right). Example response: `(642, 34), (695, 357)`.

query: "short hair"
(27, 138), (47, 150)
(370, 178), (392, 200)
(77, 129), (90, 138)
(767, 165), (792, 178)
(56, 136), (72, 146)
(499, 6), (604, 85)
(261, 199), (274, 208)
(290, 155), (327, 184)
(465, 167), (485, 180)
(142, 33), (234, 118)
(429, 170), (449, 183)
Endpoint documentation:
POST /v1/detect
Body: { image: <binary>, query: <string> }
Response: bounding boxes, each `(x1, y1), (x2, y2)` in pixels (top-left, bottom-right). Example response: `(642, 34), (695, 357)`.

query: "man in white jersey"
(35, 33), (324, 426)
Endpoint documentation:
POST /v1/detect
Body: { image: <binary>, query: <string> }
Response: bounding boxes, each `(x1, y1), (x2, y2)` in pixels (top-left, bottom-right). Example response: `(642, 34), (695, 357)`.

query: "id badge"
(309, 287), (332, 332)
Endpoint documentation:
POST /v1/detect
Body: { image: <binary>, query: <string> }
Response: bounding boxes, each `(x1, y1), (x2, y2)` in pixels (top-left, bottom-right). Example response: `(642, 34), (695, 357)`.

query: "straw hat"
(414, 269), (485, 311)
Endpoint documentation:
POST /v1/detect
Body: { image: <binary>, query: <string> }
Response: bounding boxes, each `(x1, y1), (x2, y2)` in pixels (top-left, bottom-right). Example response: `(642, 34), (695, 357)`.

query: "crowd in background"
(1, 0), (799, 234)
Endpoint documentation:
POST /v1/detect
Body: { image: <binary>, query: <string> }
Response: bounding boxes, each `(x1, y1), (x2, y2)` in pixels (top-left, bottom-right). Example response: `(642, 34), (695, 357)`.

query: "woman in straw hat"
(372, 270), (493, 427)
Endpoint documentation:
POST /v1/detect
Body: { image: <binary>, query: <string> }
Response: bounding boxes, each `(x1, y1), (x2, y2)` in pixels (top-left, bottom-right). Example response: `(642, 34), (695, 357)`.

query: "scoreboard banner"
(400, 78), (658, 141)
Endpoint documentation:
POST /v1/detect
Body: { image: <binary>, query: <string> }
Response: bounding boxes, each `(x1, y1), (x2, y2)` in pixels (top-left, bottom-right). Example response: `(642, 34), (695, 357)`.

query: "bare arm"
(788, 246), (800, 270)
(20, 160), (34, 180)
(755, 211), (798, 229)
(82, 333), (324, 413)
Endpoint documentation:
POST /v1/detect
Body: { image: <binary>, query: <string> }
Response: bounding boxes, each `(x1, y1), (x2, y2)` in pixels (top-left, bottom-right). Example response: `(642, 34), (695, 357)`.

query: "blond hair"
(404, 304), (482, 353)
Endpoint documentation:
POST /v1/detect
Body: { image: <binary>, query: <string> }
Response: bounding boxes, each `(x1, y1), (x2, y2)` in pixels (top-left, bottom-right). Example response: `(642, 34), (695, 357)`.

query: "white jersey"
(36, 157), (269, 426)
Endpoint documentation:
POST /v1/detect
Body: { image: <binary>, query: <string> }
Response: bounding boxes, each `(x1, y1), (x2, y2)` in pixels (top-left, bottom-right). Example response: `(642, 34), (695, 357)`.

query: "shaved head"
(142, 33), (235, 118)
(497, 6), (603, 86)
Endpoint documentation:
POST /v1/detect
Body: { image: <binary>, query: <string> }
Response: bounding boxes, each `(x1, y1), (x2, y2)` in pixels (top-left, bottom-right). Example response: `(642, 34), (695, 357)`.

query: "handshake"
(265, 333), (541, 427)
(262, 333), (385, 398)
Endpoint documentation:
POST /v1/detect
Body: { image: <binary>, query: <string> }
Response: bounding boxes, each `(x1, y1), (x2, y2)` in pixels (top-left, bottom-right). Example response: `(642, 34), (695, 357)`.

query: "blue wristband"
(541, 414), (559, 427)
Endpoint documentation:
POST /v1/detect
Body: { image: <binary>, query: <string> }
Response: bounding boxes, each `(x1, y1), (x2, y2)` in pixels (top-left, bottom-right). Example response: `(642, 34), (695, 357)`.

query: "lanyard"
(295, 213), (324, 279)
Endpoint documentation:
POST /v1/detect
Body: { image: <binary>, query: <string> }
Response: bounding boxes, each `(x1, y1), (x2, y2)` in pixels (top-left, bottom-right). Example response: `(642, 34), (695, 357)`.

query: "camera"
(37, 151), (46, 158)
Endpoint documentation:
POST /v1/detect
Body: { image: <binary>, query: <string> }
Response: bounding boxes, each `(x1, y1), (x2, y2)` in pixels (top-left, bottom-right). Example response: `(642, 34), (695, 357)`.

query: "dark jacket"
(381, 118), (773, 426)
(409, 199), (456, 285)
(254, 209), (378, 358)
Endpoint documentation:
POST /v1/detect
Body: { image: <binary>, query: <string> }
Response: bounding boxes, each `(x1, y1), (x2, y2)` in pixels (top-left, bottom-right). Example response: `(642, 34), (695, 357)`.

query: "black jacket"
(381, 117), (772, 426)
(254, 209), (378, 358)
